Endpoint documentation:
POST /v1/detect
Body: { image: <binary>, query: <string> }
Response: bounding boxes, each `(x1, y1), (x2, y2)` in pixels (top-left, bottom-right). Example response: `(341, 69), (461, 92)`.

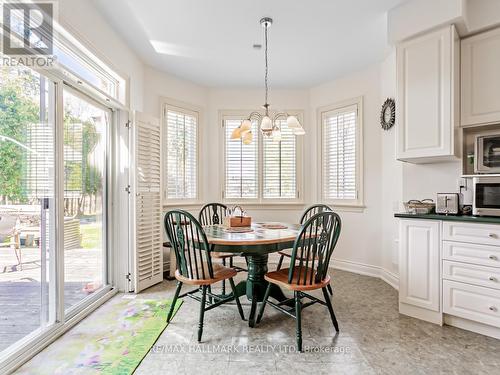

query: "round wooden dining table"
(203, 222), (301, 327)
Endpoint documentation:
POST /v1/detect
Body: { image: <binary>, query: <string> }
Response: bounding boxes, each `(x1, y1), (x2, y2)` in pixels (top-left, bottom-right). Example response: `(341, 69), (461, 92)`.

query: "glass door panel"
(0, 67), (56, 352)
(62, 88), (109, 312)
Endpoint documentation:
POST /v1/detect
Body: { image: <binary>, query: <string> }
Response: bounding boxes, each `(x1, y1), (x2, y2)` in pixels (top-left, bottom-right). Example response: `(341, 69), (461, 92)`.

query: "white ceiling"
(93, 0), (407, 88)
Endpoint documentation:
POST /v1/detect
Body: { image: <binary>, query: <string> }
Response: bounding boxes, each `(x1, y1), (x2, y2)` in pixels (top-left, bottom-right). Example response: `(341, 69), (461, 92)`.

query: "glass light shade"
(242, 131), (253, 144)
(272, 129), (281, 142)
(286, 115), (301, 129)
(231, 126), (242, 139)
(260, 116), (272, 131)
(292, 126), (305, 135)
(240, 119), (252, 131)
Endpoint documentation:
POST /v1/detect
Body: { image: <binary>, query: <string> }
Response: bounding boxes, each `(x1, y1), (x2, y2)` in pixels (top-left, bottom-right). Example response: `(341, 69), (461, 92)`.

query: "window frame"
(219, 109), (304, 206)
(319, 96), (364, 210)
(162, 98), (202, 206)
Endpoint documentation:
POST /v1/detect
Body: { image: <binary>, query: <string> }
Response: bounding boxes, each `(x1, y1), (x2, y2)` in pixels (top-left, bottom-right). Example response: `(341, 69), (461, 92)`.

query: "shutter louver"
(166, 107), (197, 200)
(263, 120), (297, 198)
(224, 118), (258, 199)
(323, 105), (358, 201)
(134, 113), (162, 292)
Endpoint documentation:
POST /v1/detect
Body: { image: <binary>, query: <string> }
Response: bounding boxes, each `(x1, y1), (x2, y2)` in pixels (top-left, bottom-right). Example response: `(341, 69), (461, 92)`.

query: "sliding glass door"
(0, 67), (56, 352)
(0, 68), (113, 359)
(62, 88), (110, 313)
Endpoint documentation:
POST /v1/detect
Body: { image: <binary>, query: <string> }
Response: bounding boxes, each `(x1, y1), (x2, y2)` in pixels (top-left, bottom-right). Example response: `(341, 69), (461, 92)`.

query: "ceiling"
(93, 0), (407, 88)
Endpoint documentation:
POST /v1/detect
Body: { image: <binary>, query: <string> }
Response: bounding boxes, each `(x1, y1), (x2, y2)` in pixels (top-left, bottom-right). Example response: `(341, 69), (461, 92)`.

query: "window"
(222, 111), (302, 202)
(263, 119), (297, 199)
(224, 117), (258, 199)
(165, 104), (198, 201)
(320, 98), (363, 207)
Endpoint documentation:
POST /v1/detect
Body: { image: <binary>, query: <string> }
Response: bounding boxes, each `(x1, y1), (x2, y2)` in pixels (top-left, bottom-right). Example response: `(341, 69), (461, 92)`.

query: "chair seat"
(211, 252), (236, 259)
(264, 267), (330, 291)
(175, 264), (237, 286)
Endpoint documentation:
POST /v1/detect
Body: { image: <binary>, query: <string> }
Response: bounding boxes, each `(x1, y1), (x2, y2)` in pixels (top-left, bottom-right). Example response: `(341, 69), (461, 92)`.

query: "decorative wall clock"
(380, 98), (395, 130)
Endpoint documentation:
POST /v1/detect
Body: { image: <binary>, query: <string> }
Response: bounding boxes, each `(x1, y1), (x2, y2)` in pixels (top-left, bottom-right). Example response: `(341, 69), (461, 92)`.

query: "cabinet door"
(461, 27), (500, 126)
(399, 220), (441, 312)
(396, 25), (460, 163)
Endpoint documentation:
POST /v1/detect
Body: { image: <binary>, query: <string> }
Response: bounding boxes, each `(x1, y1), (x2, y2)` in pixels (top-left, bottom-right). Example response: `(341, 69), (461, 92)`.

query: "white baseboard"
(331, 258), (399, 291)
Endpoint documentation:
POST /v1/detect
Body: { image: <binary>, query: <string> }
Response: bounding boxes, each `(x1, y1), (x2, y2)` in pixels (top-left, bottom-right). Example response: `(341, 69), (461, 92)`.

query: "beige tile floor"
(16, 267), (500, 375)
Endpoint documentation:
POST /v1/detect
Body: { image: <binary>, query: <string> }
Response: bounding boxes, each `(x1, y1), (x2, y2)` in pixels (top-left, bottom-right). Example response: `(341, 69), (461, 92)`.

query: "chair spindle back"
(289, 211), (341, 286)
(300, 204), (333, 224)
(164, 210), (214, 280)
(199, 203), (228, 226)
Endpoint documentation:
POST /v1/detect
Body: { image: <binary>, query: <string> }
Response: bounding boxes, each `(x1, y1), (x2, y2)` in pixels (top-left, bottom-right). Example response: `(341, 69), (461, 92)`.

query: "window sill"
(162, 201), (204, 210)
(222, 201), (306, 210)
(329, 204), (366, 213)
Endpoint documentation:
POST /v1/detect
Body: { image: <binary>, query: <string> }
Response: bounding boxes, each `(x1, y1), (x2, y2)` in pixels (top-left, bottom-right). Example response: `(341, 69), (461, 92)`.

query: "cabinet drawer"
(442, 222), (500, 246)
(443, 260), (500, 290)
(442, 241), (500, 268)
(443, 280), (500, 327)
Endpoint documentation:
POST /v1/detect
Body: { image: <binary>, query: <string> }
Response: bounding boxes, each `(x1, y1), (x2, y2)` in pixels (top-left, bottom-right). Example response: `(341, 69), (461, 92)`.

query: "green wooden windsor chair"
(256, 211), (342, 352)
(165, 209), (245, 342)
(276, 204), (334, 295)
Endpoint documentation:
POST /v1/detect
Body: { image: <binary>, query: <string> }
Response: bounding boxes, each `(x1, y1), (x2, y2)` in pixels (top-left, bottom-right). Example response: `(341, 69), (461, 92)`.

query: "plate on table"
(223, 227), (254, 233)
(259, 223), (288, 230)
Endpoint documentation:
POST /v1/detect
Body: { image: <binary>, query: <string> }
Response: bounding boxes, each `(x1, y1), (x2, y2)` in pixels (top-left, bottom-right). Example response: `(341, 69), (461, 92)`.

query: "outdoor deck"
(0, 247), (102, 353)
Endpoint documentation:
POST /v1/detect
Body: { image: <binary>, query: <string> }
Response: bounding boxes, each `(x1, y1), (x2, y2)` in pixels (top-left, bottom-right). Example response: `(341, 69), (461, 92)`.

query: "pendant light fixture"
(231, 17), (305, 143)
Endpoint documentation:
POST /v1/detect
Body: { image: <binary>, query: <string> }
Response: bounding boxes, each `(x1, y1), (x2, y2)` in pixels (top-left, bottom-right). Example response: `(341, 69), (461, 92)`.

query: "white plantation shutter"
(263, 119), (297, 198)
(133, 112), (163, 292)
(165, 106), (197, 200)
(322, 104), (359, 202)
(224, 118), (258, 199)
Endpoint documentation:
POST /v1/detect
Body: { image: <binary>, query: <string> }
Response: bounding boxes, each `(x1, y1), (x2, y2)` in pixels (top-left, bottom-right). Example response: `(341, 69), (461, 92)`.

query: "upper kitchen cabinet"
(461, 27), (500, 127)
(396, 25), (460, 163)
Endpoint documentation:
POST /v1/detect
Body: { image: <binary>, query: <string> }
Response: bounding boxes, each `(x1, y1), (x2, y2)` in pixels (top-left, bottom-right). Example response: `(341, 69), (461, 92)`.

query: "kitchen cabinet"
(396, 25), (460, 163)
(399, 219), (441, 322)
(461, 27), (500, 126)
(397, 216), (500, 339)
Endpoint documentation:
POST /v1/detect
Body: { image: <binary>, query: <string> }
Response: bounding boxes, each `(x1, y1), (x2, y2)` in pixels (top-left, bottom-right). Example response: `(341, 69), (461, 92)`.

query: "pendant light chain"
(264, 23), (269, 114)
(230, 17), (304, 144)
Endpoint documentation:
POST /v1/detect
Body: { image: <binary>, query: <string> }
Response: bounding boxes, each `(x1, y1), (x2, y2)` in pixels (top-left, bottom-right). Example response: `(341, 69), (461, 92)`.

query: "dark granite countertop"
(394, 213), (500, 225)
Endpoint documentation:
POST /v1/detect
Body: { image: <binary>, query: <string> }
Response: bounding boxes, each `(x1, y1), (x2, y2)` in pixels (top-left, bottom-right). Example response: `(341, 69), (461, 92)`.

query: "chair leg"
(229, 278), (245, 320)
(327, 284), (333, 295)
(295, 291), (303, 352)
(207, 285), (213, 304)
(229, 256), (233, 268)
(276, 254), (284, 271)
(322, 287), (339, 332)
(256, 283), (271, 324)
(198, 285), (207, 342)
(167, 281), (182, 322)
(221, 258), (226, 295)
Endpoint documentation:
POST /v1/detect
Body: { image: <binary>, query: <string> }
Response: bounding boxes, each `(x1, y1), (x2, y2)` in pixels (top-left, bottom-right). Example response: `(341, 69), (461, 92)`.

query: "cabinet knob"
(488, 233), (498, 239)
(489, 276), (498, 282)
(489, 306), (497, 312)
(489, 255), (498, 260)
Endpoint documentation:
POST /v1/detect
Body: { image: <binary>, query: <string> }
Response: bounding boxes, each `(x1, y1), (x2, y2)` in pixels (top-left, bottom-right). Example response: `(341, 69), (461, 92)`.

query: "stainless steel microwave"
(473, 177), (500, 216)
(475, 133), (500, 174)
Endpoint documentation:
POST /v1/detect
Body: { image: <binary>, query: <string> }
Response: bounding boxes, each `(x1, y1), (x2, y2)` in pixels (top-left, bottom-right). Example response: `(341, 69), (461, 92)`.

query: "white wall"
(310, 66), (383, 270)
(380, 51), (402, 279)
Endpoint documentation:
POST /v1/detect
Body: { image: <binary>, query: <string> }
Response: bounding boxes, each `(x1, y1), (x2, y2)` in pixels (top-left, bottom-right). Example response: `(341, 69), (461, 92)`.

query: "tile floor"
(16, 268), (500, 375)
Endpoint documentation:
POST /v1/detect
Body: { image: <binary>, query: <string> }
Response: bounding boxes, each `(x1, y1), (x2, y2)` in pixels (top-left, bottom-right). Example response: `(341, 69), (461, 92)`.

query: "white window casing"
(319, 97), (364, 208)
(163, 101), (200, 204)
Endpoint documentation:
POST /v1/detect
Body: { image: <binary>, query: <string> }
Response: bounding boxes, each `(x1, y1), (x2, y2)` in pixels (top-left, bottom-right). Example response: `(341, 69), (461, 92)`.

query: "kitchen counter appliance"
(436, 193), (460, 215)
(473, 176), (500, 216)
